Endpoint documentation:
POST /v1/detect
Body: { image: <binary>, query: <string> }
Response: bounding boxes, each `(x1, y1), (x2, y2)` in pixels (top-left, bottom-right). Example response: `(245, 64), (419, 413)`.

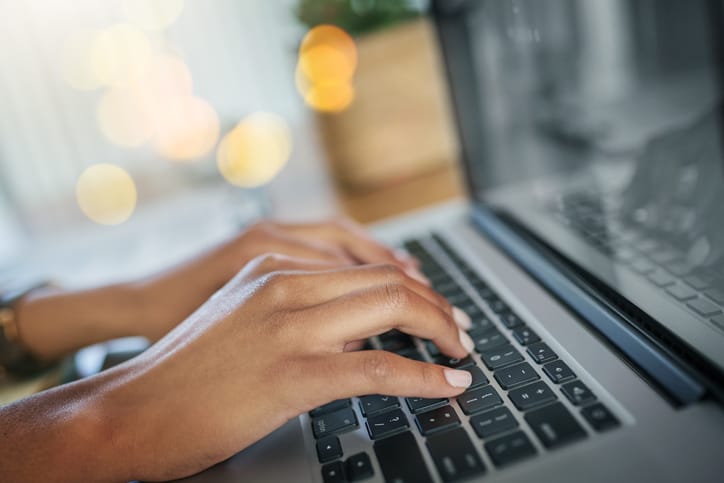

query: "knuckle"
(377, 263), (404, 280)
(362, 352), (395, 383)
(381, 282), (411, 310)
(260, 270), (291, 301)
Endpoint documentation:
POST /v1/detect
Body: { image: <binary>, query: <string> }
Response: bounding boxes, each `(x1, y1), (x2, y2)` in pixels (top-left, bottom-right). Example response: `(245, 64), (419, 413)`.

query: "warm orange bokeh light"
(153, 96), (220, 162)
(122, 0), (185, 31)
(90, 24), (153, 87)
(297, 25), (357, 113)
(217, 112), (292, 187)
(76, 164), (137, 225)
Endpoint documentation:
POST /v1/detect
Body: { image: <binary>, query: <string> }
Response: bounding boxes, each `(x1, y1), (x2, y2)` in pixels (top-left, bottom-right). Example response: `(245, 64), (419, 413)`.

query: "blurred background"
(0, 0), (463, 288)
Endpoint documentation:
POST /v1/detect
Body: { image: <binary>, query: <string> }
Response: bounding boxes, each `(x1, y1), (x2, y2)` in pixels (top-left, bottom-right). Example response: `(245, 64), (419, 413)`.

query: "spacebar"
(373, 431), (433, 483)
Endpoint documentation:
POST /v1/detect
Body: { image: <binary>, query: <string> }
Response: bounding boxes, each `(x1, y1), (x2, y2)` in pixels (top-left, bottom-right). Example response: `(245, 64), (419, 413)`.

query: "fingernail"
(444, 368), (472, 388)
(394, 249), (418, 265)
(459, 329), (475, 353)
(452, 307), (472, 330)
(406, 268), (431, 286)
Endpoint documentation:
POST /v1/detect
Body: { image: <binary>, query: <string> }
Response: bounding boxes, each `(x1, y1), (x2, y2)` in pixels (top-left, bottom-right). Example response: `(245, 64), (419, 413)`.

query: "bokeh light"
(121, 0), (185, 31)
(97, 86), (155, 148)
(217, 112), (292, 187)
(152, 96), (220, 162)
(297, 24), (357, 113)
(61, 29), (104, 91)
(76, 164), (137, 225)
(90, 24), (153, 86)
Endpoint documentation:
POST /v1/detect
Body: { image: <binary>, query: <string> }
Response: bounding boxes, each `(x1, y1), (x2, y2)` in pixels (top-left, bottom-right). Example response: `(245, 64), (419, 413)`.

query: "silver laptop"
(178, 1), (724, 481)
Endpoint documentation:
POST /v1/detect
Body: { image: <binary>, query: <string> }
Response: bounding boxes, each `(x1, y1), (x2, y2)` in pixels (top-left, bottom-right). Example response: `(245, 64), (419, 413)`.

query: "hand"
(103, 254), (475, 481)
(134, 218), (426, 341)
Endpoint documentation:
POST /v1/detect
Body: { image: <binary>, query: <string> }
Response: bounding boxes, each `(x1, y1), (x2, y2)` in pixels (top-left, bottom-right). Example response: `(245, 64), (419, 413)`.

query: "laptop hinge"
(470, 205), (706, 406)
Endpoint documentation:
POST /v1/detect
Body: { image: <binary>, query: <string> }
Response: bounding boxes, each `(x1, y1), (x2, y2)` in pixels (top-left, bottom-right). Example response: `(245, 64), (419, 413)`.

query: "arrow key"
(316, 436), (343, 463)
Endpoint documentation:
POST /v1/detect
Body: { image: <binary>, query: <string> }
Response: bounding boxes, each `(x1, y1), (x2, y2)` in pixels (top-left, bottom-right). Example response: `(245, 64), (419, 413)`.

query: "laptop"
(178, 1), (724, 481)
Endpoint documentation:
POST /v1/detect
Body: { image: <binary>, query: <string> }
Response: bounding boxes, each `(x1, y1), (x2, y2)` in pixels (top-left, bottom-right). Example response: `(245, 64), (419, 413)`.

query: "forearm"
(0, 368), (133, 482)
(15, 284), (147, 360)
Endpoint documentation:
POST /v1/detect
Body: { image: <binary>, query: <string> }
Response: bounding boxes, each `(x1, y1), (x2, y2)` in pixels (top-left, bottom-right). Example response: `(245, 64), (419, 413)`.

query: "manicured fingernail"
(444, 368), (472, 388)
(453, 307), (472, 330)
(459, 329), (475, 353)
(406, 268), (431, 286)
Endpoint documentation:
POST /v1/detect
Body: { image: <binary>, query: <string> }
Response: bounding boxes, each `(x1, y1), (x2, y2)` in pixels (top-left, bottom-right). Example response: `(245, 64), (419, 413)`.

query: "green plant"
(295, 0), (422, 37)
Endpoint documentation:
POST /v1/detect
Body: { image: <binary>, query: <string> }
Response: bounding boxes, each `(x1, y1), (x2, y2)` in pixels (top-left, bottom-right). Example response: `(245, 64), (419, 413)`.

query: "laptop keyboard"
(553, 190), (724, 334)
(308, 235), (621, 483)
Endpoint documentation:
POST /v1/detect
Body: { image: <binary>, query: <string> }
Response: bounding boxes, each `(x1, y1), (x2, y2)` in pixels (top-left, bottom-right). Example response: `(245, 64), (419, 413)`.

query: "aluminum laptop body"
(178, 1), (724, 482)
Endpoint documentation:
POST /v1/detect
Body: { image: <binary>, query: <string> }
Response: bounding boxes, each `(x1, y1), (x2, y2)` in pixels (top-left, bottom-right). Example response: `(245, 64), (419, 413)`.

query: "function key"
(484, 430), (537, 467)
(472, 328), (508, 353)
(499, 311), (524, 329)
(406, 397), (449, 414)
(316, 436), (343, 463)
(374, 431), (434, 483)
(470, 406), (518, 439)
(542, 360), (576, 384)
(494, 362), (539, 390)
(310, 399), (351, 417)
(561, 380), (596, 406)
(464, 366), (489, 390)
(321, 460), (346, 483)
(481, 344), (523, 370)
(525, 402), (587, 449)
(526, 342), (558, 364)
(345, 452), (374, 481)
(415, 405), (461, 435)
(358, 395), (399, 417)
(581, 403), (620, 432)
(365, 408), (409, 440)
(434, 354), (476, 370)
(312, 407), (358, 439)
(426, 428), (486, 482)
(512, 326), (540, 345)
(457, 386), (503, 415)
(508, 381), (557, 411)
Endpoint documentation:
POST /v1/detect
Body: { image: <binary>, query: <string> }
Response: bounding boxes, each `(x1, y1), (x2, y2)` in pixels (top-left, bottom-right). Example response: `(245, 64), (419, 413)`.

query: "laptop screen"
(434, 0), (724, 372)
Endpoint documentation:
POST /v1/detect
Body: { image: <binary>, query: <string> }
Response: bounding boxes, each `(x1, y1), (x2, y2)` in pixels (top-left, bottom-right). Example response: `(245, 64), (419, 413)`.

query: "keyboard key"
(447, 292), (472, 306)
(630, 258), (656, 274)
(346, 452), (374, 481)
(316, 436), (343, 463)
(704, 288), (724, 304)
(561, 380), (596, 406)
(499, 311), (524, 329)
(425, 340), (441, 357)
(488, 299), (508, 313)
(525, 402), (587, 448)
(687, 297), (723, 317)
(406, 397), (449, 414)
(647, 269), (676, 287)
(543, 360), (576, 384)
(358, 395), (399, 417)
(508, 381), (557, 410)
(581, 402), (620, 432)
(476, 286), (498, 301)
(366, 408), (408, 440)
(470, 407), (518, 439)
(666, 283), (698, 301)
(374, 431), (434, 483)
(397, 347), (425, 361)
(526, 342), (557, 364)
(426, 428), (486, 482)
(457, 386), (503, 415)
(472, 329), (508, 352)
(683, 274), (710, 290)
(481, 344), (523, 370)
(321, 460), (346, 483)
(379, 331), (414, 352)
(484, 430), (537, 467)
(465, 366), (489, 390)
(712, 314), (724, 331)
(494, 362), (539, 389)
(416, 405), (461, 435)
(512, 326), (540, 345)
(310, 399), (351, 417)
(434, 354), (476, 369)
(312, 407), (358, 439)
(469, 315), (495, 333)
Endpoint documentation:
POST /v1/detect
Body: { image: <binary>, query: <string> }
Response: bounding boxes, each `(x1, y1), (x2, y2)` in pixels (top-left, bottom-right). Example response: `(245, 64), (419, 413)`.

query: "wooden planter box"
(318, 18), (458, 191)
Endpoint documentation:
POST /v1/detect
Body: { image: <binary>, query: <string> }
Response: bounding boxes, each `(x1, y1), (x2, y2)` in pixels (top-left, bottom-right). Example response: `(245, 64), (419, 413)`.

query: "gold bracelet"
(0, 306), (20, 343)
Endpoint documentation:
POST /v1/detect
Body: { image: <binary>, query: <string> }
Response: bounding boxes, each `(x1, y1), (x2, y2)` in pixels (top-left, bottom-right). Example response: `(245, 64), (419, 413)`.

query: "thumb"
(327, 351), (472, 400)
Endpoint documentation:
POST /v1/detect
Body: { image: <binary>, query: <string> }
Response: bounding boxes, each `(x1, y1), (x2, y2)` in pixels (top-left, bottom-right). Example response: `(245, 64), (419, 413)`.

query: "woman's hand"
(93, 254), (475, 482)
(133, 218), (425, 341)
